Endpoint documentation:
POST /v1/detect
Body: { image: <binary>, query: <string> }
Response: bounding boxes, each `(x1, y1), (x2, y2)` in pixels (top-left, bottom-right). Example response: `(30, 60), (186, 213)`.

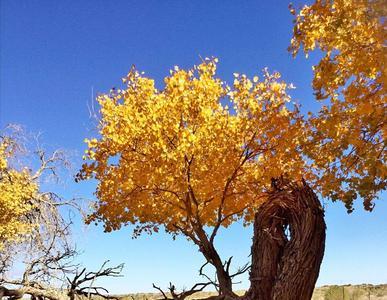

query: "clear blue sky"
(1, 0), (386, 294)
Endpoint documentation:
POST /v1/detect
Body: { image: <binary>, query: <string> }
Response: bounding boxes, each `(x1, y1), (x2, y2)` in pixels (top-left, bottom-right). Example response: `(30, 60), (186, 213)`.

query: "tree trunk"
(194, 225), (236, 299)
(200, 242), (234, 297)
(244, 179), (326, 300)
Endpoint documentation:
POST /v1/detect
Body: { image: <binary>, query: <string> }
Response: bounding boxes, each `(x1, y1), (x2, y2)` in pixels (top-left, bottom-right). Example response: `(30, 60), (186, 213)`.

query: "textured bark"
(0, 286), (68, 300)
(244, 179), (326, 300)
(0, 286), (24, 300)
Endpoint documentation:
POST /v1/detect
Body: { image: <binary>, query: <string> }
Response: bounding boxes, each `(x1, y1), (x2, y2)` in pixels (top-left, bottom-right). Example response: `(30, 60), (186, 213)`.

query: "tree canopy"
(80, 32), (385, 240)
(79, 62), (309, 238)
(290, 0), (386, 210)
(78, 0), (386, 257)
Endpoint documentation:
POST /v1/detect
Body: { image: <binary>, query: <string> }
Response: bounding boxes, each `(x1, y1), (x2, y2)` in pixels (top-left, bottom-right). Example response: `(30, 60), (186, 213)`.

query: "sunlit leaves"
(0, 137), (38, 249)
(79, 0), (386, 242)
(291, 0), (386, 211)
(80, 59), (307, 236)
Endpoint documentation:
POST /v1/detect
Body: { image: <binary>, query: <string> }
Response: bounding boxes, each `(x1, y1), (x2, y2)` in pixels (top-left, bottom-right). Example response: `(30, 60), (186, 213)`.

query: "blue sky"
(1, 0), (386, 294)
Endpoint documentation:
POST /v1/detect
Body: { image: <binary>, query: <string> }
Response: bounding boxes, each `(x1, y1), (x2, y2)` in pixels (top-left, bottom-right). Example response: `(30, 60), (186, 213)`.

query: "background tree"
(0, 125), (72, 253)
(0, 127), (123, 300)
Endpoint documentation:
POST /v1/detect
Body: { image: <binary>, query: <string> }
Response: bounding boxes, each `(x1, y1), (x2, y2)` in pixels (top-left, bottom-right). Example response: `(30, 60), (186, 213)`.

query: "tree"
(0, 126), (71, 251)
(79, 59), (324, 299)
(244, 1), (385, 297)
(0, 128), (124, 300)
(79, 61), (313, 297)
(79, 1), (385, 299)
(1, 236), (124, 300)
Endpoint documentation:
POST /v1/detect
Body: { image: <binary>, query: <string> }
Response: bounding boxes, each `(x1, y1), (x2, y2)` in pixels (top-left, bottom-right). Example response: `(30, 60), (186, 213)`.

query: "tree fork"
(194, 226), (236, 298)
(200, 244), (235, 297)
(244, 179), (326, 300)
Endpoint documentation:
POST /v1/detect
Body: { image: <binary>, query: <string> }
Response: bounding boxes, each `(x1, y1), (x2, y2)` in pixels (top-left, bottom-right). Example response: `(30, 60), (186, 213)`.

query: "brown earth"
(117, 284), (387, 300)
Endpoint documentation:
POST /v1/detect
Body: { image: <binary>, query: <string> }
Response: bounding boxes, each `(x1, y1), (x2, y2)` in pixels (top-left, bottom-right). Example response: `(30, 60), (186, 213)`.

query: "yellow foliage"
(80, 59), (308, 235)
(0, 138), (38, 249)
(290, 0), (386, 211)
(81, 1), (386, 237)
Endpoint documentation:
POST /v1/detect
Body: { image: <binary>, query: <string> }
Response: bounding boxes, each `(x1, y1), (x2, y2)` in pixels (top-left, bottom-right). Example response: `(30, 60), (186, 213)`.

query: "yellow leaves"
(84, 138), (98, 149)
(0, 138), (38, 249)
(80, 59), (309, 236)
(280, 106), (289, 117)
(291, 0), (385, 94)
(270, 82), (281, 93)
(292, 0), (386, 211)
(0, 143), (8, 169)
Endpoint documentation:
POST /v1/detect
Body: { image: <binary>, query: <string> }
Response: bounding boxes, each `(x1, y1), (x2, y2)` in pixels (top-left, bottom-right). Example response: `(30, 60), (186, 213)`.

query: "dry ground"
(117, 284), (387, 300)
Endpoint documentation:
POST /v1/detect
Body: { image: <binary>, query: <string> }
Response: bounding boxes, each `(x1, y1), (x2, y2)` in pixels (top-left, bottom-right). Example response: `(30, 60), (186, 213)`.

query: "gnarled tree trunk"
(244, 179), (326, 300)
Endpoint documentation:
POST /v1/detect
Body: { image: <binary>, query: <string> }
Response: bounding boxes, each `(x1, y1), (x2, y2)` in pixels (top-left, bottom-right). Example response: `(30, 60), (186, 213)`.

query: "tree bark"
(0, 286), (24, 300)
(244, 179), (326, 300)
(194, 225), (236, 299)
(0, 285), (68, 300)
(199, 242), (234, 297)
